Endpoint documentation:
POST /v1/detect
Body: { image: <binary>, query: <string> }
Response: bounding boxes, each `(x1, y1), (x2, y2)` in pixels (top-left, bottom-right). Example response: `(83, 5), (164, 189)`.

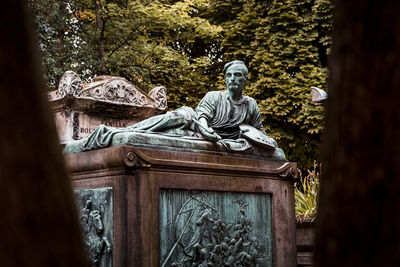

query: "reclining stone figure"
(65, 60), (285, 159)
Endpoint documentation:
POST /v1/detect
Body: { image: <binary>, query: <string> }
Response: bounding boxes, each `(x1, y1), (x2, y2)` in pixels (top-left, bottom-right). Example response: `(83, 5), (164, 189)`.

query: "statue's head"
(223, 60), (248, 94)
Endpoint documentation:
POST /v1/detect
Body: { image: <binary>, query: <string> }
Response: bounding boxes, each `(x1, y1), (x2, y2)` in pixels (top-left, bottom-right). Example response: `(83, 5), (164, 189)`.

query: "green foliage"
(208, 0), (333, 168)
(29, 0), (223, 102)
(29, 0), (333, 169)
(28, 0), (76, 86)
(295, 161), (320, 222)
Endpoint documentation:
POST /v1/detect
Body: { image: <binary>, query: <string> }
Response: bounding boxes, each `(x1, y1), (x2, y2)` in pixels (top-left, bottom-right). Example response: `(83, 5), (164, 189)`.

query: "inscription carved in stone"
(159, 190), (272, 267)
(75, 187), (113, 267)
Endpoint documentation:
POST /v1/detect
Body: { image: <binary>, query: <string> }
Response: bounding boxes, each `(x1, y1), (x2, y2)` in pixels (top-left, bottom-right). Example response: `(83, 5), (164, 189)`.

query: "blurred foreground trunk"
(315, 0), (400, 266)
(0, 1), (88, 266)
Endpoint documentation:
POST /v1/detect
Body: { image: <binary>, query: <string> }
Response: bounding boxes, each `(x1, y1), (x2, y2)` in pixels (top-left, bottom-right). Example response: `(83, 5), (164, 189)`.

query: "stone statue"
(65, 60), (285, 159)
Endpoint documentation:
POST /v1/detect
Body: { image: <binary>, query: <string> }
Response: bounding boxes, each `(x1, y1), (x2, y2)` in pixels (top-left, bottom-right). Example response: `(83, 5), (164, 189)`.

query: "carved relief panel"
(75, 187), (113, 267)
(159, 190), (273, 267)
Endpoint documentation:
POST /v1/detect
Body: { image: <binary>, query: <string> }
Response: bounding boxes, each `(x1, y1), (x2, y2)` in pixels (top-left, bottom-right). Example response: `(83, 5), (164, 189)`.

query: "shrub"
(295, 161), (320, 223)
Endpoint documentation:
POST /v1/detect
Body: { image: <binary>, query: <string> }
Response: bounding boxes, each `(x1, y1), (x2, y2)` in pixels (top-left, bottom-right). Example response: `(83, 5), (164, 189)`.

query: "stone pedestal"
(66, 145), (297, 267)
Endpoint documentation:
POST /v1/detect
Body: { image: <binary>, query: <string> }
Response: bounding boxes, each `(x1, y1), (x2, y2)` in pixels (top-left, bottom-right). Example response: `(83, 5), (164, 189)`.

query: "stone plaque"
(159, 190), (272, 267)
(75, 187), (113, 267)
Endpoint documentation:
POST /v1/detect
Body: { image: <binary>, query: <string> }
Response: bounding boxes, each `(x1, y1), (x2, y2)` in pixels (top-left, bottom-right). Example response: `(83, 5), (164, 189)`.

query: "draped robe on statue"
(196, 91), (263, 139)
(77, 90), (282, 157)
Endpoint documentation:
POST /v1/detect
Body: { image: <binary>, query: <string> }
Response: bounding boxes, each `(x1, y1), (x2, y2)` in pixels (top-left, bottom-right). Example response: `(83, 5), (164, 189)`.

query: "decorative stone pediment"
(50, 71), (167, 110)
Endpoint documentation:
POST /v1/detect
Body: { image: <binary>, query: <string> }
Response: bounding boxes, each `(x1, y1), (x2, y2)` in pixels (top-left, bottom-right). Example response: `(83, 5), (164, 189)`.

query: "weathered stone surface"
(66, 145), (297, 267)
(48, 71), (167, 144)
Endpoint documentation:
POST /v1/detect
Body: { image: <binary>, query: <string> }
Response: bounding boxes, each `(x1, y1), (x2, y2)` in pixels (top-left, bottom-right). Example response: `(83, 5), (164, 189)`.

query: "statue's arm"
(249, 99), (263, 130)
(197, 117), (221, 142)
(195, 92), (221, 141)
(195, 92), (216, 122)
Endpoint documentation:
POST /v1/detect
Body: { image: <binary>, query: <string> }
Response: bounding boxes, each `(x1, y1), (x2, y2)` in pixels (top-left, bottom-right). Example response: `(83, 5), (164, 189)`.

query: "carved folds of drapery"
(50, 71), (167, 111)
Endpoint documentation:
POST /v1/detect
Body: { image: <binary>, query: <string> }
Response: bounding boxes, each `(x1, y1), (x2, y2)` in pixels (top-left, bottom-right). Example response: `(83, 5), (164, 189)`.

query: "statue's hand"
(199, 126), (221, 142)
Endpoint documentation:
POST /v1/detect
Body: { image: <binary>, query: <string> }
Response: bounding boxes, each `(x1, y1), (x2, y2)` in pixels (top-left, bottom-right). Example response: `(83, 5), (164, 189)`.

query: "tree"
(29, 0), (223, 108)
(315, 0), (400, 266)
(0, 1), (88, 266)
(205, 0), (333, 168)
(28, 0), (74, 85)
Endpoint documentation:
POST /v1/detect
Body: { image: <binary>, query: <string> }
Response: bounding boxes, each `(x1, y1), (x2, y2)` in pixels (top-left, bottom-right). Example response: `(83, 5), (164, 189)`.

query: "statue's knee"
(171, 107), (194, 126)
(273, 148), (286, 160)
(161, 110), (191, 129)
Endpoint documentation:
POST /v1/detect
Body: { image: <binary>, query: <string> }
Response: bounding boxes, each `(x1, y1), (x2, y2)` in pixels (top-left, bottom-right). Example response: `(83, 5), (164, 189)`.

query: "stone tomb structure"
(66, 145), (297, 267)
(48, 71), (167, 144)
(61, 61), (297, 266)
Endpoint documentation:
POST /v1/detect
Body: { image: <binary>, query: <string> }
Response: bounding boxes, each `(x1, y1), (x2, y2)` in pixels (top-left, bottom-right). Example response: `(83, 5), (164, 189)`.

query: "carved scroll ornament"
(84, 77), (152, 106)
(56, 71), (84, 98)
(277, 162), (299, 180)
(123, 150), (151, 168)
(148, 86), (168, 110)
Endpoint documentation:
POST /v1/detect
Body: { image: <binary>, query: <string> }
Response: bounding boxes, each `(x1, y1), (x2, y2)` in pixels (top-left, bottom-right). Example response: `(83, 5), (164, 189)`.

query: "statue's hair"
(223, 60), (248, 77)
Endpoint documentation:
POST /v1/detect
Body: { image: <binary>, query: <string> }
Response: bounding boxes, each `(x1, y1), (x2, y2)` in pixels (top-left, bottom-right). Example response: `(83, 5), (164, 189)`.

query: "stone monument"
(63, 60), (298, 266)
(48, 71), (167, 144)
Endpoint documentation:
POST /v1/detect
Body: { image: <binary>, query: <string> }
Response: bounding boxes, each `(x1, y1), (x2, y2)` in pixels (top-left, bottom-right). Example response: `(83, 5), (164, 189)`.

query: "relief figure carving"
(160, 192), (272, 267)
(75, 187), (113, 267)
(80, 199), (112, 266)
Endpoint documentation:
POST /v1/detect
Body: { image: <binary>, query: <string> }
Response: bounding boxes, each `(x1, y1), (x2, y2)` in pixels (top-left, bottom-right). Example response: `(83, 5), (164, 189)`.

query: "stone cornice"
(65, 145), (298, 180)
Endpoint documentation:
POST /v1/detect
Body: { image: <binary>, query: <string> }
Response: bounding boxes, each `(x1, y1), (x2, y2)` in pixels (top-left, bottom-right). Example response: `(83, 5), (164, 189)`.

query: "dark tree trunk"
(55, 0), (67, 82)
(0, 1), (89, 266)
(315, 0), (400, 266)
(95, 1), (107, 75)
(55, 1), (68, 82)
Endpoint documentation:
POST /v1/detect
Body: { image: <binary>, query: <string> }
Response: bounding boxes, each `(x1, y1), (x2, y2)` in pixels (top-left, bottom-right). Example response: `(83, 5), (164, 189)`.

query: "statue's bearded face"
(225, 65), (247, 93)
